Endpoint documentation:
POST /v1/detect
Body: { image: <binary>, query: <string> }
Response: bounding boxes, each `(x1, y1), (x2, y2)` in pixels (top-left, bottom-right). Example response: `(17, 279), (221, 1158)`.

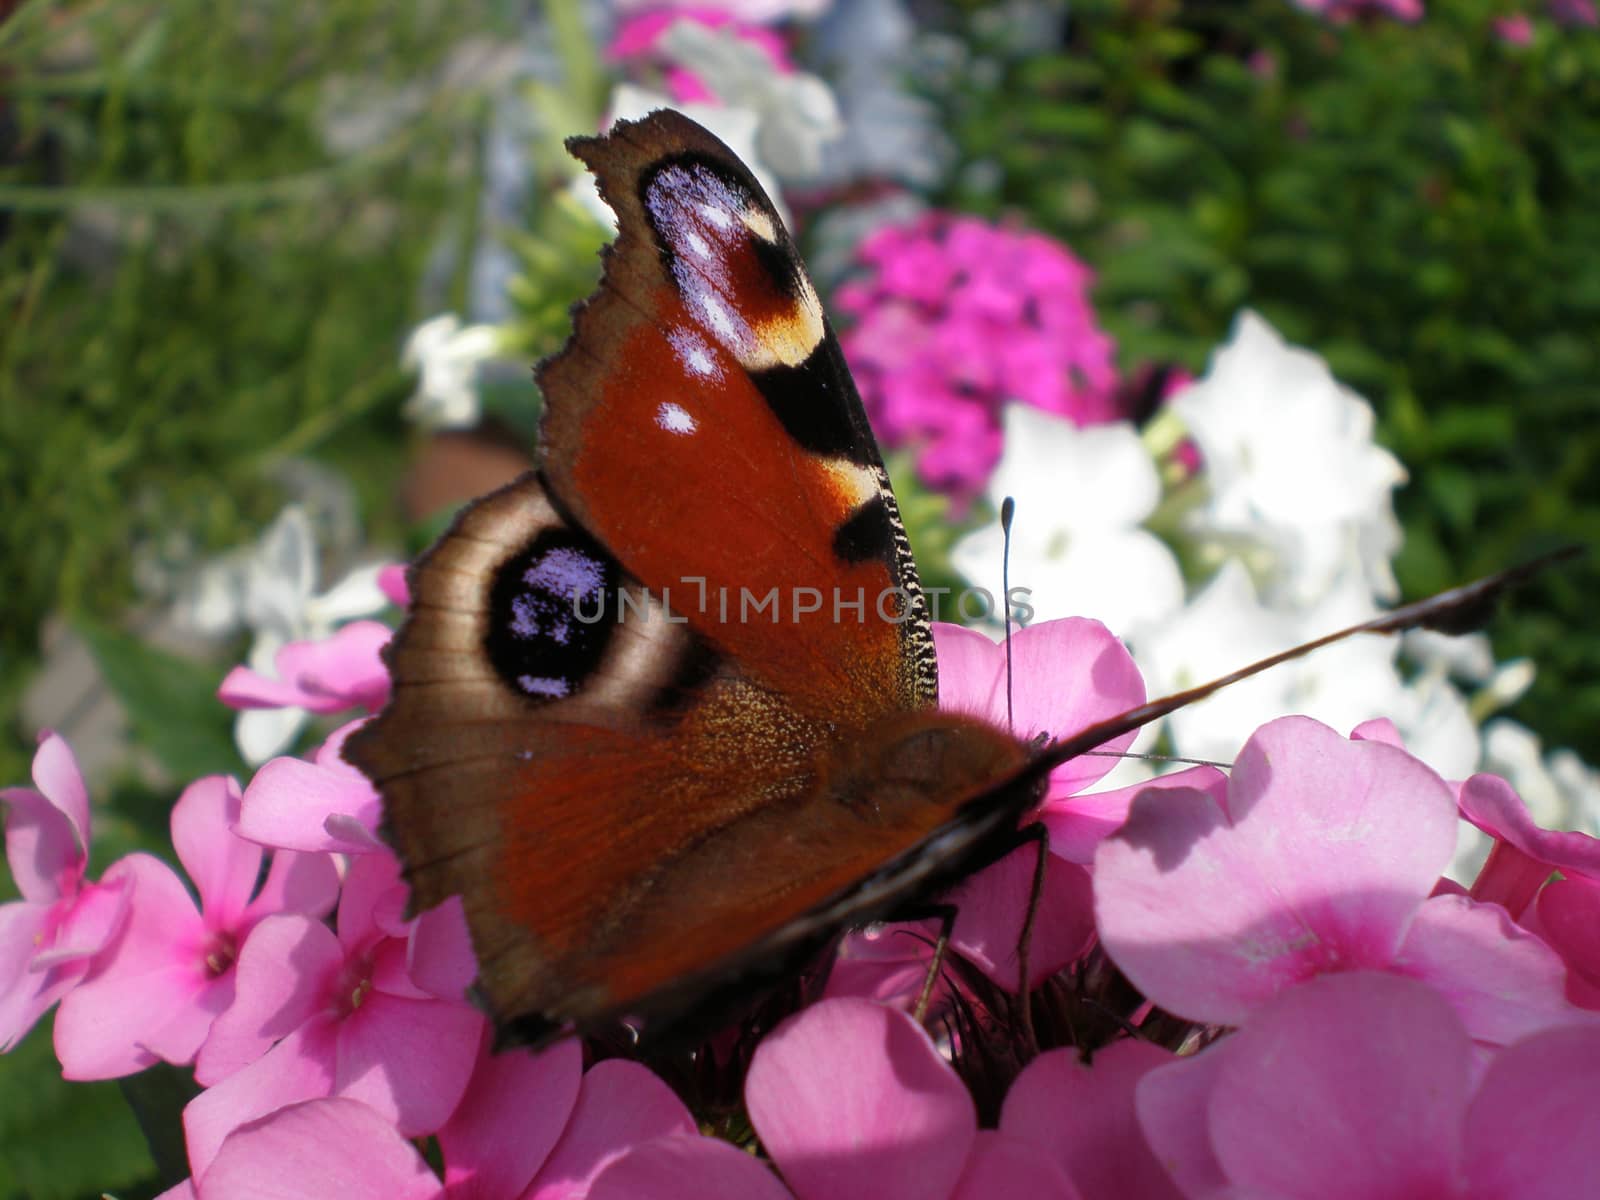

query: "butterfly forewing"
(541, 111), (936, 720)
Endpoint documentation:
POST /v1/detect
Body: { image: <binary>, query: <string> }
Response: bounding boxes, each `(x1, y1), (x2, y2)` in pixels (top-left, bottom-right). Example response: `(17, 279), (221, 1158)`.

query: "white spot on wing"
(693, 288), (745, 349)
(656, 402), (698, 435)
(667, 327), (720, 379)
(696, 200), (734, 230)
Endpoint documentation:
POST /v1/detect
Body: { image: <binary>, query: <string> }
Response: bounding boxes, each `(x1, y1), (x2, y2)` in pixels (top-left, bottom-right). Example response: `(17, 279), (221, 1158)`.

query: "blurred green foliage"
(946, 0), (1600, 760)
(0, 0), (507, 782)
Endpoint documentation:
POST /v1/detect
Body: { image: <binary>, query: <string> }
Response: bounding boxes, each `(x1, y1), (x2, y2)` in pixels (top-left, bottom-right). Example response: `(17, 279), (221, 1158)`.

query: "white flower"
(1174, 310), (1407, 607)
(951, 406), (1184, 637)
(657, 21), (843, 180)
(1135, 560), (1480, 778)
(179, 506), (389, 763)
(401, 314), (500, 431)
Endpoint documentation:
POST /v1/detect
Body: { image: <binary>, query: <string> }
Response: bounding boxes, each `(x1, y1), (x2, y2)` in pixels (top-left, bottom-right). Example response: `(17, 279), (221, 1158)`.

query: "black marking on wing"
(832, 495), (896, 566)
(485, 526), (623, 703)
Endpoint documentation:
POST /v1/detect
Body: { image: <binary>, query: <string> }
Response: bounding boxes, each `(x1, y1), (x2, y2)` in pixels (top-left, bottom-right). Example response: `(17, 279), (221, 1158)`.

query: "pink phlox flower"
(1136, 971), (1600, 1199)
(182, 849), (482, 1181)
(1294, 0), (1424, 21)
(1459, 770), (1600, 917)
(1550, 0), (1598, 25)
(1457, 770), (1600, 1009)
(1495, 12), (1536, 42)
(830, 620), (1138, 1005)
(219, 618), (392, 719)
(237, 719), (387, 855)
(719, 996), (1168, 1197)
(838, 213), (1119, 499)
(1001, 1038), (1182, 1199)
(52, 774), (339, 1080)
(607, 9), (793, 104)
(1095, 716), (1589, 1048)
(0, 732), (130, 1050)
(195, 1046), (689, 1200)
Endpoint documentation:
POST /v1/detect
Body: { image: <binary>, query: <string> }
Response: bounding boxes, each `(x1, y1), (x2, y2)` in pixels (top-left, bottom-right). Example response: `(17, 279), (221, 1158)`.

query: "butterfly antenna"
(1030, 544), (1583, 776)
(1001, 497), (1017, 734)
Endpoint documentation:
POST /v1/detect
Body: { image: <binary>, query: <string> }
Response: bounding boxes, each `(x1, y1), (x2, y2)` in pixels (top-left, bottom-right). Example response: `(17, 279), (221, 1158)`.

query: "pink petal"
(945, 848), (1095, 990)
(1350, 716), (1404, 747)
(1041, 765), (1226, 865)
(1095, 717), (1455, 1024)
(242, 849), (341, 926)
(377, 564), (410, 608)
(338, 851), (408, 948)
(202, 1096), (441, 1200)
(29, 873), (129, 967)
(157, 1181), (196, 1200)
(366, 936), (427, 1001)
(1134, 1050), (1231, 1200)
(528, 1059), (696, 1200)
(2, 735), (90, 901)
(54, 853), (205, 1079)
(185, 1017), (340, 1181)
(1536, 874), (1600, 1000)
(1010, 620), (1145, 794)
(1, 784), (79, 902)
(1461, 772), (1600, 901)
(589, 1134), (794, 1200)
(196, 914), (343, 1086)
(170, 776), (261, 929)
(1001, 1039), (1180, 1200)
(238, 755), (382, 855)
(747, 998), (976, 1200)
(823, 927), (943, 1009)
(273, 621), (392, 712)
(218, 665), (319, 710)
(1392, 893), (1589, 1047)
(439, 1038), (582, 1199)
(31, 731), (91, 851)
(1462, 1024), (1600, 1198)
(1209, 973), (1469, 1199)
(933, 620), (1144, 796)
(931, 623), (1004, 718)
(409, 897), (477, 1002)
(949, 1132), (1080, 1200)
(0, 901), (76, 1049)
(334, 991), (483, 1136)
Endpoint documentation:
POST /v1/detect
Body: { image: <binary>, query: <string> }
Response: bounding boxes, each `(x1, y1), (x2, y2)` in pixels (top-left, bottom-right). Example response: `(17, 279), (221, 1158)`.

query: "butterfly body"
(347, 110), (1043, 1045)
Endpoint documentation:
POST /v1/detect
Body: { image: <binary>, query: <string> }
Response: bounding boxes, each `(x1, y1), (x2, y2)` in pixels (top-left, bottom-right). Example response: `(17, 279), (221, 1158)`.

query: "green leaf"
(76, 620), (241, 780)
(0, 1023), (157, 1199)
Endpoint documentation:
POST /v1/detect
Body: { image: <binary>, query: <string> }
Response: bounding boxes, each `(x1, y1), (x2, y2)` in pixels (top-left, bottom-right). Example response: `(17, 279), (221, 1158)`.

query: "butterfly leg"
(911, 904), (958, 1025)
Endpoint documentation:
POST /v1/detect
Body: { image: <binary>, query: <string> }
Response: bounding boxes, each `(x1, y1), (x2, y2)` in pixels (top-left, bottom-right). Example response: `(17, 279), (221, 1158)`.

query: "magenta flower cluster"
(4, 580), (1600, 1197)
(836, 214), (1121, 500)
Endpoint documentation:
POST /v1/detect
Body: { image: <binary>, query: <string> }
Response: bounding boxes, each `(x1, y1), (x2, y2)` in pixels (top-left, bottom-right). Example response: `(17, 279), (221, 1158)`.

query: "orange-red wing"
(538, 110), (937, 724)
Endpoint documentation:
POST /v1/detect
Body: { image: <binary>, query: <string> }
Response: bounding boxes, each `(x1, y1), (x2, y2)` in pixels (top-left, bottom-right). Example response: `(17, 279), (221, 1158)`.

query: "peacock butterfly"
(344, 109), (1549, 1047)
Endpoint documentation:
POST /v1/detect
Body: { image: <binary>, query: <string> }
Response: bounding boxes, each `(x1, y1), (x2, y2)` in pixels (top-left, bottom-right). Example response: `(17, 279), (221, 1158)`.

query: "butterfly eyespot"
(485, 528), (622, 703)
